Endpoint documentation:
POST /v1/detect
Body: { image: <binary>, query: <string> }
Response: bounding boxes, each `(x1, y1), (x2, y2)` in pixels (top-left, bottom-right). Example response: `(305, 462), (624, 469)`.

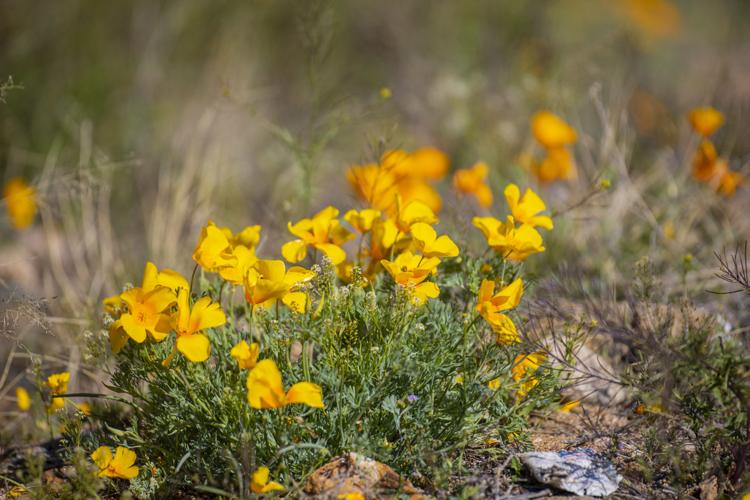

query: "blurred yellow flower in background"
(251, 466), (285, 493)
(192, 221), (238, 273)
(453, 162), (493, 208)
(617, 0), (681, 40)
(3, 177), (37, 230)
(246, 359), (324, 409)
(344, 208), (381, 234)
(529, 112), (578, 183)
(689, 107), (724, 137)
(530, 147), (577, 183)
(15, 387), (31, 411)
(46, 372), (70, 412)
(231, 340), (260, 370)
(347, 147), (449, 215)
(91, 446), (139, 479)
(531, 111), (577, 149)
(512, 352), (546, 399)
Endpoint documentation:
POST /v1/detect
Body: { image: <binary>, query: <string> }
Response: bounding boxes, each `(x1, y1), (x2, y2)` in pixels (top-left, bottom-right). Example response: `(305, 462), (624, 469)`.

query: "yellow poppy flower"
(107, 262), (186, 353)
(251, 466), (285, 494)
(338, 493), (365, 500)
(476, 278), (523, 344)
(380, 250), (441, 305)
(453, 162), (493, 207)
(91, 446), (139, 479)
(410, 223), (459, 258)
(531, 111), (577, 149)
(246, 359), (324, 409)
(384, 147), (449, 181)
(503, 184), (553, 230)
(346, 163), (400, 212)
(531, 147), (577, 183)
(394, 197), (438, 234)
(114, 287), (174, 346)
(692, 140), (722, 182)
(46, 372), (70, 412)
(219, 244), (258, 285)
(396, 177), (443, 214)
(171, 288), (225, 363)
(282, 206), (354, 265)
(617, 0), (681, 39)
(487, 378), (501, 391)
(231, 340), (260, 370)
(3, 177), (37, 230)
(347, 147), (448, 215)
(512, 352), (546, 399)
(233, 225), (262, 249)
(717, 170), (743, 197)
(244, 260), (315, 312)
(16, 387), (31, 411)
(688, 106), (724, 137)
(472, 216), (545, 261)
(344, 208), (382, 233)
(192, 221), (238, 273)
(560, 400), (580, 413)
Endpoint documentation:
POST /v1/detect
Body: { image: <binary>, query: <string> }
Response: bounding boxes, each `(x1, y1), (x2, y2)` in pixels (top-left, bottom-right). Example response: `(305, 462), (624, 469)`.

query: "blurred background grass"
(1, 0), (749, 378)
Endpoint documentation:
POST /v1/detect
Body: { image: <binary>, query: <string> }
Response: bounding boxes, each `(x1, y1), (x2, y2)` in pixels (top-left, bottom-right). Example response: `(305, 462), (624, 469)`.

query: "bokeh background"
(1, 0), (749, 386)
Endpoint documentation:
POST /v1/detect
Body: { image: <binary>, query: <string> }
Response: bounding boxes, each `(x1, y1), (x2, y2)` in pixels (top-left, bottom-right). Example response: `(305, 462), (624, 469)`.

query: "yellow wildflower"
(472, 216), (545, 261)
(487, 378), (501, 391)
(108, 262), (186, 353)
(282, 206), (354, 265)
(344, 208), (382, 234)
(409, 223), (459, 258)
(346, 162), (400, 213)
(3, 177), (37, 230)
(381, 250), (441, 305)
(394, 197), (438, 234)
(91, 446), (139, 479)
(246, 359), (324, 409)
(346, 147), (449, 215)
(169, 288), (225, 363)
(512, 352), (546, 399)
(231, 340), (260, 370)
(219, 244), (258, 286)
(16, 387), (31, 411)
(192, 221), (238, 273)
(453, 162), (493, 208)
(476, 278), (523, 344)
(244, 260), (315, 313)
(560, 400), (580, 413)
(717, 170), (743, 197)
(503, 184), (553, 230)
(338, 493), (365, 500)
(46, 372), (70, 412)
(531, 111), (577, 149)
(251, 466), (285, 494)
(689, 106), (724, 137)
(77, 402), (92, 415)
(532, 147), (577, 183)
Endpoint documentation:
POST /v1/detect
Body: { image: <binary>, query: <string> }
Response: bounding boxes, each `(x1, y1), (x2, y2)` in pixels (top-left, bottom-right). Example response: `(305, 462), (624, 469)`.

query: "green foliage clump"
(94, 255), (558, 497)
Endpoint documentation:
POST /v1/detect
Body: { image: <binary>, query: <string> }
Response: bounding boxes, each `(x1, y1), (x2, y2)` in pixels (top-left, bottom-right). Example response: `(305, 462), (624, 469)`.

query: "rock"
(304, 453), (422, 498)
(519, 448), (621, 497)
